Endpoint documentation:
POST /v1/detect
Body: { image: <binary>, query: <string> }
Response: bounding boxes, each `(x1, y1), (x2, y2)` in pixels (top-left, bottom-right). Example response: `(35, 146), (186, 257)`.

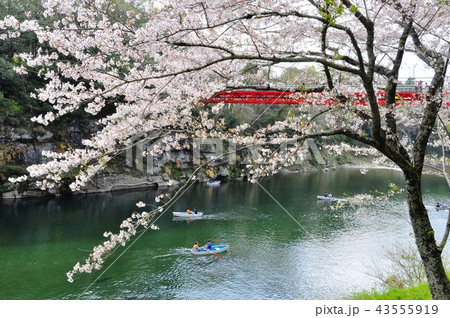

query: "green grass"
(351, 271), (450, 300)
(351, 283), (432, 300)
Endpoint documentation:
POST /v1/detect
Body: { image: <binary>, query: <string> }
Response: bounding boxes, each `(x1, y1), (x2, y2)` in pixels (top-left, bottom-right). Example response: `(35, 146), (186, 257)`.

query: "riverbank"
(2, 141), (444, 200)
(351, 274), (450, 300)
(351, 283), (433, 300)
(1, 160), (394, 200)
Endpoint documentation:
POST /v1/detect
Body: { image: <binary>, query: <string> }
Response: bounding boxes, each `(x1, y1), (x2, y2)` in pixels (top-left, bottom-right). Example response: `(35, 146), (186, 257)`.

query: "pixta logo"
(125, 132), (168, 175)
(126, 134), (311, 174)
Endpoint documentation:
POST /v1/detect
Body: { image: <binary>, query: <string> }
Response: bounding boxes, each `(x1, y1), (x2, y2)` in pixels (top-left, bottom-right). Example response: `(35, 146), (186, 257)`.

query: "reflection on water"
(0, 168), (449, 299)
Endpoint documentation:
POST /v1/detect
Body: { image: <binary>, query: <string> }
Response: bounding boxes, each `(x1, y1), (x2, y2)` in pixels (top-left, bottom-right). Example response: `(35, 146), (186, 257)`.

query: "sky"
(271, 52), (446, 87)
(398, 53), (436, 84)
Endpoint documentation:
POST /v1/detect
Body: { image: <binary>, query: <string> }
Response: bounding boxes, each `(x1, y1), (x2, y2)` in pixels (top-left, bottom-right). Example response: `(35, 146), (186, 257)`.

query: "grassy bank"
(351, 283), (432, 300)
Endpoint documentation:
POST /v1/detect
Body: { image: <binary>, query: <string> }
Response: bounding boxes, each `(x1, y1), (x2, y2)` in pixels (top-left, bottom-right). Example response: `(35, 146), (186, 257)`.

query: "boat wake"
(201, 213), (229, 220)
(152, 253), (179, 259)
(153, 248), (191, 259)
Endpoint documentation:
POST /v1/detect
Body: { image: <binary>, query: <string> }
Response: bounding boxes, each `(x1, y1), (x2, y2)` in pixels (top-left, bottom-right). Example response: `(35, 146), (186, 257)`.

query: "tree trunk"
(404, 172), (450, 299)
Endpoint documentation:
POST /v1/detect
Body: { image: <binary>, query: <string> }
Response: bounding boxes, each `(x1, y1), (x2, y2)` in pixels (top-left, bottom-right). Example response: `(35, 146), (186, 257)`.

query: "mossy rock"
(0, 183), (15, 193)
(32, 125), (46, 135)
(0, 164), (28, 177)
(163, 163), (184, 180)
(205, 167), (215, 178)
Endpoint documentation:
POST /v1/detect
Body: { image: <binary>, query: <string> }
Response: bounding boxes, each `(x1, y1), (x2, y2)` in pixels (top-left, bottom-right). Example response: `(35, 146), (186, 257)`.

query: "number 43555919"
(375, 304), (438, 315)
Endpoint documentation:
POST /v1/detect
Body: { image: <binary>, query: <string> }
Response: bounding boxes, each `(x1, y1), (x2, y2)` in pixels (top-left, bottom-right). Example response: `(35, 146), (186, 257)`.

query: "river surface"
(0, 168), (449, 300)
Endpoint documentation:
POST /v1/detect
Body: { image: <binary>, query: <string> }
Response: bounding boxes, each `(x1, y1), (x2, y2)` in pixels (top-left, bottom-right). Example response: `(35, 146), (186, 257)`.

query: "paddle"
(205, 245), (219, 257)
(208, 250), (219, 258)
(204, 241), (218, 257)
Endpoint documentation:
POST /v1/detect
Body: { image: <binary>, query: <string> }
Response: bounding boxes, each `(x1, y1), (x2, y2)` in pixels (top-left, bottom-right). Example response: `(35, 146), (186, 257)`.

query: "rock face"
(2, 189), (52, 199)
(0, 117), (236, 199)
(82, 173), (179, 194)
(18, 143), (57, 165)
(1, 118), (99, 199)
(1, 118), (328, 200)
(1, 118), (98, 165)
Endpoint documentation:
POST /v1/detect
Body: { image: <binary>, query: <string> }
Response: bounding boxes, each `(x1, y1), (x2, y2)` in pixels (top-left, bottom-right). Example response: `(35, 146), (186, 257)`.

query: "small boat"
(316, 195), (347, 202)
(206, 180), (221, 186)
(317, 195), (335, 201)
(191, 245), (229, 256)
(172, 211), (203, 218)
(435, 205), (449, 211)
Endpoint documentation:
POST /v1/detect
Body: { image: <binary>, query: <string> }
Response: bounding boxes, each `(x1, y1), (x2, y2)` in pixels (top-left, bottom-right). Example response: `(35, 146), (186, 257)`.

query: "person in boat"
(204, 240), (212, 250)
(436, 203), (441, 208)
(186, 207), (192, 214)
(192, 241), (200, 252)
(194, 208), (198, 214)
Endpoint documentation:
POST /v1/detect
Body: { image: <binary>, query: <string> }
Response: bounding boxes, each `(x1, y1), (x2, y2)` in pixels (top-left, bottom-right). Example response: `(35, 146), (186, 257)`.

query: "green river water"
(0, 168), (449, 299)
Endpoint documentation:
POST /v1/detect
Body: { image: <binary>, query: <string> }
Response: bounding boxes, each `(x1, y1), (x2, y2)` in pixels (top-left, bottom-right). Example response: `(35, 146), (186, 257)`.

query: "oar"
(208, 249), (219, 258)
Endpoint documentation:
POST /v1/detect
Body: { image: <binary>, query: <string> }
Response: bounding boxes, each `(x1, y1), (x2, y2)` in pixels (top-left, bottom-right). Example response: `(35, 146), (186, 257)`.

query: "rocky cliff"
(0, 118), (249, 199)
(2, 115), (338, 200)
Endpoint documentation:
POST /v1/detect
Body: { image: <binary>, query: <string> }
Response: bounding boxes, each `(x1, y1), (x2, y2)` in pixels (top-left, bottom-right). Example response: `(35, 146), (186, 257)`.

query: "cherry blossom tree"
(2, 0), (450, 298)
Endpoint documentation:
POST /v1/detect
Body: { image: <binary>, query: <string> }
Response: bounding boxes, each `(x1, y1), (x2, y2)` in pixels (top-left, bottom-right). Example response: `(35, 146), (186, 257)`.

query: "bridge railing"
(205, 90), (450, 106)
(230, 83), (436, 93)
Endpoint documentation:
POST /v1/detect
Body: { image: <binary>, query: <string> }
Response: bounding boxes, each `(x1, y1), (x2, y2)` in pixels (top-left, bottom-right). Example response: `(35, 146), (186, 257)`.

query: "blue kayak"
(191, 245), (229, 256)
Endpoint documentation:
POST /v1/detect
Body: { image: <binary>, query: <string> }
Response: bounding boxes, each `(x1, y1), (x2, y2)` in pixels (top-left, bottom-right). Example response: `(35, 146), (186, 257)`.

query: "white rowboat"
(172, 211), (203, 218)
(316, 195), (347, 202)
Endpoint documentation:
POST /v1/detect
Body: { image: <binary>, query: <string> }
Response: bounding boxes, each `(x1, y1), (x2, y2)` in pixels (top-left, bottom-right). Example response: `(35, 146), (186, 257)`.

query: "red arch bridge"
(204, 90), (450, 106)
